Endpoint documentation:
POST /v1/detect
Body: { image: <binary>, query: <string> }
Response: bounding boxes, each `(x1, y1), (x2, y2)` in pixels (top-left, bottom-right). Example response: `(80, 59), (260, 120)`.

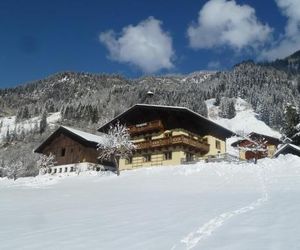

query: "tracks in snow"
(173, 170), (269, 250)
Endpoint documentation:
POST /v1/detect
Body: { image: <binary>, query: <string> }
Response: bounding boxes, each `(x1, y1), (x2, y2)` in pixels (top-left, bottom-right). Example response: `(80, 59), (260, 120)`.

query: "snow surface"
(205, 98), (281, 138)
(0, 112), (61, 143)
(1, 155), (300, 250)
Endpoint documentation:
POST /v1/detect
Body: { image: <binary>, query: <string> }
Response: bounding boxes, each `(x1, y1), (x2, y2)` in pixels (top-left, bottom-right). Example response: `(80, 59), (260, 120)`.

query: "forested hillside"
(1, 51), (300, 178)
(1, 52), (300, 130)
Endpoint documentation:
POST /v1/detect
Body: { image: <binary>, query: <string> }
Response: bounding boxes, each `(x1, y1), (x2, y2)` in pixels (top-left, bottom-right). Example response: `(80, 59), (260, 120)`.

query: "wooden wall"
(42, 134), (98, 165)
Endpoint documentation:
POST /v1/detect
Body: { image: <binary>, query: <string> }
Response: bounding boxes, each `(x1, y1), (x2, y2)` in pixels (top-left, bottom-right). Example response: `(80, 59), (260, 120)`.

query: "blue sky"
(0, 0), (299, 88)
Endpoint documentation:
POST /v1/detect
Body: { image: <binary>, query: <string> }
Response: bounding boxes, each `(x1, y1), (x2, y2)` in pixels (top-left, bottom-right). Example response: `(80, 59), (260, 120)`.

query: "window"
(186, 153), (194, 162)
(126, 157), (133, 164)
(61, 148), (66, 157)
(165, 132), (172, 138)
(164, 152), (172, 160)
(145, 136), (151, 141)
(59, 168), (62, 173)
(48, 168), (52, 174)
(64, 167), (68, 172)
(54, 168), (57, 174)
(70, 166), (74, 172)
(143, 155), (151, 162)
(216, 140), (221, 150)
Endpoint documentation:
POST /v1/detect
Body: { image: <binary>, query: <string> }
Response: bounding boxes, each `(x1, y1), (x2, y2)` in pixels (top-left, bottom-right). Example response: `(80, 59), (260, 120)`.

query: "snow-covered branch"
(37, 153), (56, 175)
(97, 122), (135, 175)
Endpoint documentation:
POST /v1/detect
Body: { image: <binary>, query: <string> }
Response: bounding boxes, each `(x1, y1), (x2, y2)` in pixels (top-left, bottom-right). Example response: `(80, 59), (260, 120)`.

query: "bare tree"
(97, 122), (135, 176)
(1, 160), (25, 181)
(37, 153), (56, 175)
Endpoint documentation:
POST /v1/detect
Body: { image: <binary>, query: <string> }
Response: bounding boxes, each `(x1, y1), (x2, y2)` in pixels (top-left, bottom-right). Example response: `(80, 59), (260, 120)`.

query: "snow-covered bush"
(37, 153), (56, 175)
(97, 122), (135, 176)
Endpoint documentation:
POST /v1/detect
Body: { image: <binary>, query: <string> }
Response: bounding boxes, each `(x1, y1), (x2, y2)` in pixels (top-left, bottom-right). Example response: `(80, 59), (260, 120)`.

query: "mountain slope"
(263, 50), (300, 74)
(1, 51), (300, 177)
(206, 98), (281, 138)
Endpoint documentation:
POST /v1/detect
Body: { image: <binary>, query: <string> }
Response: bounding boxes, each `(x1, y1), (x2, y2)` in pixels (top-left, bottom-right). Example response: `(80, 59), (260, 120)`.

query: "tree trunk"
(114, 156), (120, 176)
(254, 152), (258, 164)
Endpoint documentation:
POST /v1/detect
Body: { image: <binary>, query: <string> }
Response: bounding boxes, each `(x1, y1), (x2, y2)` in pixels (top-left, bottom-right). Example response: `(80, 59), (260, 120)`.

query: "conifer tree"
(282, 104), (300, 145)
(39, 110), (48, 134)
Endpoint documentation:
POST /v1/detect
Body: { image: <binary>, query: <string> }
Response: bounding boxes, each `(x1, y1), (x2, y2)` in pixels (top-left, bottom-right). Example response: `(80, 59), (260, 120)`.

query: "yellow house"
(98, 104), (234, 171)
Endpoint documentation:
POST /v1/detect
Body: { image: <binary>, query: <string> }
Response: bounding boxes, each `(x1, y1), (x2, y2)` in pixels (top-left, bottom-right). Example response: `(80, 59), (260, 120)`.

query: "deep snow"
(1, 155), (300, 250)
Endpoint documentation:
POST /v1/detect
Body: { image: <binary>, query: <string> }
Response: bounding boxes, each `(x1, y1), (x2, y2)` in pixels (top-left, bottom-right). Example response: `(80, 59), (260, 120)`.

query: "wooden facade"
(231, 132), (280, 160)
(35, 126), (102, 166)
(98, 104), (234, 139)
(40, 133), (98, 165)
(134, 133), (209, 153)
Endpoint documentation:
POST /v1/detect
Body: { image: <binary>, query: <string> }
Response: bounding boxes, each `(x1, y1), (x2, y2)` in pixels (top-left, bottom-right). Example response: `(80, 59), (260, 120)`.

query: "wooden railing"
(134, 135), (209, 153)
(128, 120), (164, 135)
(181, 153), (244, 164)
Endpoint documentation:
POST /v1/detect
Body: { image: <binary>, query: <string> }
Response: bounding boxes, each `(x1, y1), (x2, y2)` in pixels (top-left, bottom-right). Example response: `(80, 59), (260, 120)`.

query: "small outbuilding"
(231, 132), (281, 161)
(34, 126), (107, 166)
(273, 143), (300, 158)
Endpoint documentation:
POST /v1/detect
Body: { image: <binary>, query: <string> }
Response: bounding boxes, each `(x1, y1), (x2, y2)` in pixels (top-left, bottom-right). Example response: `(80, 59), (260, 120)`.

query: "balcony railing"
(134, 135), (209, 153)
(128, 120), (164, 136)
(181, 153), (244, 164)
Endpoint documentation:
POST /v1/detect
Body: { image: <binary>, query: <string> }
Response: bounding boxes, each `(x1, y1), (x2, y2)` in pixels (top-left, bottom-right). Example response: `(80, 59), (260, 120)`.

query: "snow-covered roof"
(61, 126), (107, 145)
(35, 126), (107, 153)
(273, 143), (300, 158)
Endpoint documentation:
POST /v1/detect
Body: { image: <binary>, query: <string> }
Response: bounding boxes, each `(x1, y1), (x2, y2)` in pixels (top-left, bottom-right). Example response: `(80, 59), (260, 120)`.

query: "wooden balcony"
(128, 120), (164, 136)
(134, 135), (209, 153)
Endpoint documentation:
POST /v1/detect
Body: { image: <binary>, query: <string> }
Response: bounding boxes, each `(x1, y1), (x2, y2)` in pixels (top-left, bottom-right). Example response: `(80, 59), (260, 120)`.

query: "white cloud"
(187, 0), (272, 50)
(261, 0), (300, 60)
(99, 17), (174, 73)
(207, 60), (221, 69)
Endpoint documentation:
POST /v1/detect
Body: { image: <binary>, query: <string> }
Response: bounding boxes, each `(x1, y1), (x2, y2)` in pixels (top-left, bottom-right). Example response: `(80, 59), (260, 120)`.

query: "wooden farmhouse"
(34, 126), (107, 173)
(98, 104), (235, 171)
(231, 132), (280, 161)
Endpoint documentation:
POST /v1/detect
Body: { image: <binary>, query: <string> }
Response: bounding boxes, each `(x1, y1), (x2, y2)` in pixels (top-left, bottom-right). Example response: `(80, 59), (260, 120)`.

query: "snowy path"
(176, 170), (269, 250)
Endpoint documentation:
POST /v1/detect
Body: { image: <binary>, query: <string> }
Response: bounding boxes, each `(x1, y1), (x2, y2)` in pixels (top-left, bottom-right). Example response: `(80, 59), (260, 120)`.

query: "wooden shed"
(34, 126), (107, 166)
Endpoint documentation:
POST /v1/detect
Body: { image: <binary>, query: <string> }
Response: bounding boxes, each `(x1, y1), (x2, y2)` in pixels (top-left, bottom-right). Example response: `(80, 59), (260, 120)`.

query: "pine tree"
(39, 110), (48, 134)
(282, 104), (300, 145)
(219, 98), (236, 119)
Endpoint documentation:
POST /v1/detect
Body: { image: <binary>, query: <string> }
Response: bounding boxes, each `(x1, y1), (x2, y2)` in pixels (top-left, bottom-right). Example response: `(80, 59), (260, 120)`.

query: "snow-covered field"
(1, 155), (300, 250)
